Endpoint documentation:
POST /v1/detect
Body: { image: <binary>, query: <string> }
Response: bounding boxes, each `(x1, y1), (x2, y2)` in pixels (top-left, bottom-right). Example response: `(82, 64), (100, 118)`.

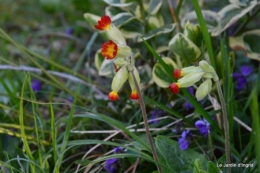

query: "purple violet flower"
(105, 158), (120, 173)
(233, 65), (252, 90)
(65, 27), (73, 36)
(150, 109), (163, 124)
(113, 147), (124, 154)
(31, 78), (42, 92)
(178, 130), (192, 150)
(195, 118), (210, 137)
(184, 87), (195, 111)
(67, 96), (74, 103)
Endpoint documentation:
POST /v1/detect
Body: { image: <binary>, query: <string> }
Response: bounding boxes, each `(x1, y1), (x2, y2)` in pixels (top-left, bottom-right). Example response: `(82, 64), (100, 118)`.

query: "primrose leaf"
(168, 33), (201, 64)
(152, 57), (178, 88)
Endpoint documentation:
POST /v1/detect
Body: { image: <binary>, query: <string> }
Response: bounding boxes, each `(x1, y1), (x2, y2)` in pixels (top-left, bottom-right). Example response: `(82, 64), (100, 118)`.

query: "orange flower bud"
(130, 91), (139, 100)
(95, 15), (111, 30)
(169, 83), (180, 94)
(173, 69), (182, 79)
(101, 40), (118, 60)
(108, 91), (118, 101)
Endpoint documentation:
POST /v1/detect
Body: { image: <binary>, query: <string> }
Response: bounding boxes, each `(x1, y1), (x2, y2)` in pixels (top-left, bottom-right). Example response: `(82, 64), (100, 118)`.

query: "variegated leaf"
(112, 12), (135, 27)
(229, 29), (260, 61)
(211, 1), (257, 36)
(138, 24), (175, 42)
(181, 10), (220, 33)
(168, 33), (201, 63)
(99, 59), (115, 77)
(152, 57), (178, 88)
(148, 0), (162, 15)
(103, 0), (135, 7)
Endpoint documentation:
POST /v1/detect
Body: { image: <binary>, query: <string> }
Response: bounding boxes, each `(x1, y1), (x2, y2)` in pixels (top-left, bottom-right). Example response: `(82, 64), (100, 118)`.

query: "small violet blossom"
(184, 87), (195, 111)
(232, 65), (252, 90)
(105, 158), (120, 173)
(65, 27), (73, 36)
(178, 130), (192, 150)
(195, 118), (210, 137)
(31, 78), (42, 92)
(150, 109), (163, 124)
(113, 147), (124, 154)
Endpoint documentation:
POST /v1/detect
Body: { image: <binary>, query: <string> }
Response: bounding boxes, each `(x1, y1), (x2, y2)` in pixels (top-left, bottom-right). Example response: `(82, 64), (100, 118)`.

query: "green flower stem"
(216, 81), (231, 173)
(129, 69), (163, 173)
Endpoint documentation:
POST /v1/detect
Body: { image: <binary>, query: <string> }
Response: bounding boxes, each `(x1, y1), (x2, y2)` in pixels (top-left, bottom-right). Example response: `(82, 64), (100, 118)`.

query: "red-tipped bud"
(101, 40), (118, 60)
(130, 91), (139, 100)
(95, 15), (111, 30)
(173, 69), (182, 79)
(169, 83), (180, 94)
(108, 91), (118, 101)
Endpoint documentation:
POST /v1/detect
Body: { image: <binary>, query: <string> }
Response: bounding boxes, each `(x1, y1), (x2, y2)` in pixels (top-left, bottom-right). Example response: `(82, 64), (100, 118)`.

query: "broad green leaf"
(98, 59), (114, 77)
(207, 161), (220, 173)
(155, 135), (208, 172)
(152, 57), (178, 88)
(148, 0), (162, 15)
(193, 159), (207, 173)
(103, 0), (135, 7)
(168, 33), (201, 63)
(212, 1), (257, 36)
(138, 24), (175, 42)
(229, 29), (260, 61)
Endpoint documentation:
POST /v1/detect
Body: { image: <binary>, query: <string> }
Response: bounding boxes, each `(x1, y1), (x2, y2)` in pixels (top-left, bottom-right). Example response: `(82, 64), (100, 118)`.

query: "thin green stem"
(129, 69), (162, 173)
(216, 81), (231, 173)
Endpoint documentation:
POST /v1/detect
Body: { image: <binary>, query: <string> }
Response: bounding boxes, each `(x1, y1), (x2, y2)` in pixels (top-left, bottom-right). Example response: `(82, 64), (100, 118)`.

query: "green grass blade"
(191, 0), (216, 69)
(50, 103), (57, 164)
(19, 74), (35, 173)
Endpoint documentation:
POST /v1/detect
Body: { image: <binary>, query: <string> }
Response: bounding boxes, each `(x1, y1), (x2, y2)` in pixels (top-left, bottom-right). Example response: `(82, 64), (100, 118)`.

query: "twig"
(129, 69), (163, 173)
(0, 65), (105, 97)
(167, 0), (181, 32)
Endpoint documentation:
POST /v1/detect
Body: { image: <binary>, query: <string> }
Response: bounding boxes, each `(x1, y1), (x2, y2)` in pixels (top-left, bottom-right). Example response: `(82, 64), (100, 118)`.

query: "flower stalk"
(216, 81), (231, 173)
(129, 68), (163, 173)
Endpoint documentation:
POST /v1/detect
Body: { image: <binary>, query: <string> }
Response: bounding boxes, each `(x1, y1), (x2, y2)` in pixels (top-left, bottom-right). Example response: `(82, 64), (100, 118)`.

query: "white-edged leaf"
(152, 57), (178, 88)
(181, 10), (220, 33)
(105, 6), (125, 18)
(148, 0), (162, 15)
(83, 13), (101, 29)
(168, 33), (201, 63)
(148, 14), (164, 29)
(229, 0), (251, 6)
(229, 29), (260, 61)
(120, 19), (144, 39)
(112, 12), (135, 27)
(138, 24), (175, 42)
(103, 0), (135, 7)
(211, 1), (257, 36)
(94, 49), (103, 71)
(99, 59), (114, 77)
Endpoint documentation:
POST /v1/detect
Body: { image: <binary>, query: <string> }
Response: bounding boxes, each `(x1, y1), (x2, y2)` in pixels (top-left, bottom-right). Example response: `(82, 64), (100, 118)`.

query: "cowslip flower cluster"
(169, 60), (219, 101)
(95, 15), (140, 101)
